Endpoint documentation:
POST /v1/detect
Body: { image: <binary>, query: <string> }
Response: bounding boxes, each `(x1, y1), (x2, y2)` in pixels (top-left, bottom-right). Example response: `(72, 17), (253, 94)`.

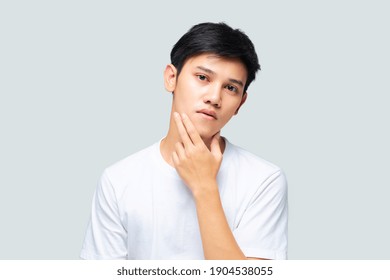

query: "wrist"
(191, 180), (219, 201)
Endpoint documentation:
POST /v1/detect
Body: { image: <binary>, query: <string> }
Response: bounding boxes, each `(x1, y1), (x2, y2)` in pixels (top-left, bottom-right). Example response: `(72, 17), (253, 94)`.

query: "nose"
(203, 84), (222, 108)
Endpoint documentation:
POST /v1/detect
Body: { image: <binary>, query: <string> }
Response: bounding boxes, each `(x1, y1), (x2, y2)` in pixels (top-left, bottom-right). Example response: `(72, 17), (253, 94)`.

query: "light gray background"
(1, 0), (389, 259)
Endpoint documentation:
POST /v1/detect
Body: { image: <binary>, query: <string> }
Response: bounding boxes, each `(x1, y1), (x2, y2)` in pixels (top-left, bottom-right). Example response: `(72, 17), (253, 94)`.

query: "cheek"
(216, 101), (242, 126)
(179, 75), (209, 97)
(175, 82), (205, 108)
(172, 95), (197, 118)
(219, 115), (234, 128)
(225, 99), (242, 115)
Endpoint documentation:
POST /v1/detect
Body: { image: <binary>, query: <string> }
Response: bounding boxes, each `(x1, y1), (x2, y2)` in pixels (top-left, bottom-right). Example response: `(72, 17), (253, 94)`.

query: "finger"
(210, 132), (222, 157)
(172, 151), (180, 167)
(173, 112), (193, 148)
(181, 113), (203, 145)
(174, 141), (186, 160)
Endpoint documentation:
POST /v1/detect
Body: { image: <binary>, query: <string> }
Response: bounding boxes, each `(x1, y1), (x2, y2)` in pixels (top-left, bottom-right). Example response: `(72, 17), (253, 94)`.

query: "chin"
(197, 130), (218, 140)
(191, 119), (220, 139)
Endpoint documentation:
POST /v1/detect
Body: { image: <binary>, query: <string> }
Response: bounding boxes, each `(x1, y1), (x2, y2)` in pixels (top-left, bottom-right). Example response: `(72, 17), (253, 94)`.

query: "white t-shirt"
(80, 138), (288, 260)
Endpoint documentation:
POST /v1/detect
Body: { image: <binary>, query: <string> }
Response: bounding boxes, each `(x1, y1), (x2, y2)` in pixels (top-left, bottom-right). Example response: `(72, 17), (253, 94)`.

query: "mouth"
(196, 109), (217, 120)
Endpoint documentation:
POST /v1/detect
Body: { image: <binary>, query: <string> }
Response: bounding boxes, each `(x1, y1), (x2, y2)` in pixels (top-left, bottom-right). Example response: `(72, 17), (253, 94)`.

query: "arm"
(80, 170), (127, 259)
(172, 112), (265, 260)
(193, 182), (247, 259)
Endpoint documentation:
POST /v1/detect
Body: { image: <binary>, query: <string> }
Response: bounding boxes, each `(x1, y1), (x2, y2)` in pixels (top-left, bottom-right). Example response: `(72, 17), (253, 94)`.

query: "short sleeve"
(233, 170), (288, 259)
(80, 169), (127, 259)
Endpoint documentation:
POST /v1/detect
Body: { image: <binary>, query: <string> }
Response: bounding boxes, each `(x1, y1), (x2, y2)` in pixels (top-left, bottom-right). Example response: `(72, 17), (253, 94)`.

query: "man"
(81, 22), (287, 260)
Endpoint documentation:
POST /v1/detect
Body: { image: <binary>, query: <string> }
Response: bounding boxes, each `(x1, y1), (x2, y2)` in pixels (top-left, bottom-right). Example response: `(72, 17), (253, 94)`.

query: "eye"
(197, 74), (208, 81)
(226, 85), (238, 92)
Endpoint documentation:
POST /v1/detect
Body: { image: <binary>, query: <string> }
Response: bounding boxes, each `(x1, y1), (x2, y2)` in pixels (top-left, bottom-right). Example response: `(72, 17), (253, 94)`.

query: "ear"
(234, 92), (248, 115)
(164, 64), (178, 92)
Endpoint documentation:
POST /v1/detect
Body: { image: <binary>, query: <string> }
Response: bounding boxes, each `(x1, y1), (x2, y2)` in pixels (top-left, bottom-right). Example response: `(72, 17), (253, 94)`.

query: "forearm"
(193, 181), (246, 260)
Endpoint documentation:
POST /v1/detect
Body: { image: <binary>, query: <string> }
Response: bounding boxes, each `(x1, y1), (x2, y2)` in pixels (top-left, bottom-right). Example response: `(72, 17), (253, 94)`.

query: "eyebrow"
(196, 66), (244, 87)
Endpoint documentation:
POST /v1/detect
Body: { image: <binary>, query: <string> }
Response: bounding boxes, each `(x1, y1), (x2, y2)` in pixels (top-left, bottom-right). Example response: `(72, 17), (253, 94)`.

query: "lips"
(197, 109), (217, 120)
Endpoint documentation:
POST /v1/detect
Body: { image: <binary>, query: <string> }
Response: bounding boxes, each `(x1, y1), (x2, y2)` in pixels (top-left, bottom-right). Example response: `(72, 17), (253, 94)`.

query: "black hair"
(170, 22), (260, 92)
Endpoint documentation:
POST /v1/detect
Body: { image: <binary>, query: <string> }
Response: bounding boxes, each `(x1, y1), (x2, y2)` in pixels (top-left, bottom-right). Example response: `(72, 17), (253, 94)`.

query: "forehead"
(182, 53), (248, 82)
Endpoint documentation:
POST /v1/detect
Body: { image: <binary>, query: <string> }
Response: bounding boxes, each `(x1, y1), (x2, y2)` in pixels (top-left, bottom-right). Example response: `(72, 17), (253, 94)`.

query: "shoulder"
(107, 143), (157, 171)
(225, 139), (283, 178)
(100, 142), (159, 189)
(222, 139), (287, 201)
(223, 141), (287, 218)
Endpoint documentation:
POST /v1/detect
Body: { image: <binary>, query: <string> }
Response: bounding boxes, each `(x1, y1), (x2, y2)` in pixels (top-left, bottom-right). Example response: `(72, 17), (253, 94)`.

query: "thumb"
(210, 132), (222, 157)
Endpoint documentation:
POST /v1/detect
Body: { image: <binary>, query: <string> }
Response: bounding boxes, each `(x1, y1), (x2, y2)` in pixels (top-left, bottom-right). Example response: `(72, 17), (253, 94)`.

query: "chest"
(117, 171), (240, 259)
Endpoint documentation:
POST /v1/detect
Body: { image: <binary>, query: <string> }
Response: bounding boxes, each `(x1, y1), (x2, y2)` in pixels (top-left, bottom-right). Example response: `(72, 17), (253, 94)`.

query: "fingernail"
(173, 112), (179, 118)
(181, 113), (187, 119)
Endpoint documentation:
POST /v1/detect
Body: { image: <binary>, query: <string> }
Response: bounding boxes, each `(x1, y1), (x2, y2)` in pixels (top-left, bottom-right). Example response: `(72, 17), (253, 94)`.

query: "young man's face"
(165, 53), (248, 140)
